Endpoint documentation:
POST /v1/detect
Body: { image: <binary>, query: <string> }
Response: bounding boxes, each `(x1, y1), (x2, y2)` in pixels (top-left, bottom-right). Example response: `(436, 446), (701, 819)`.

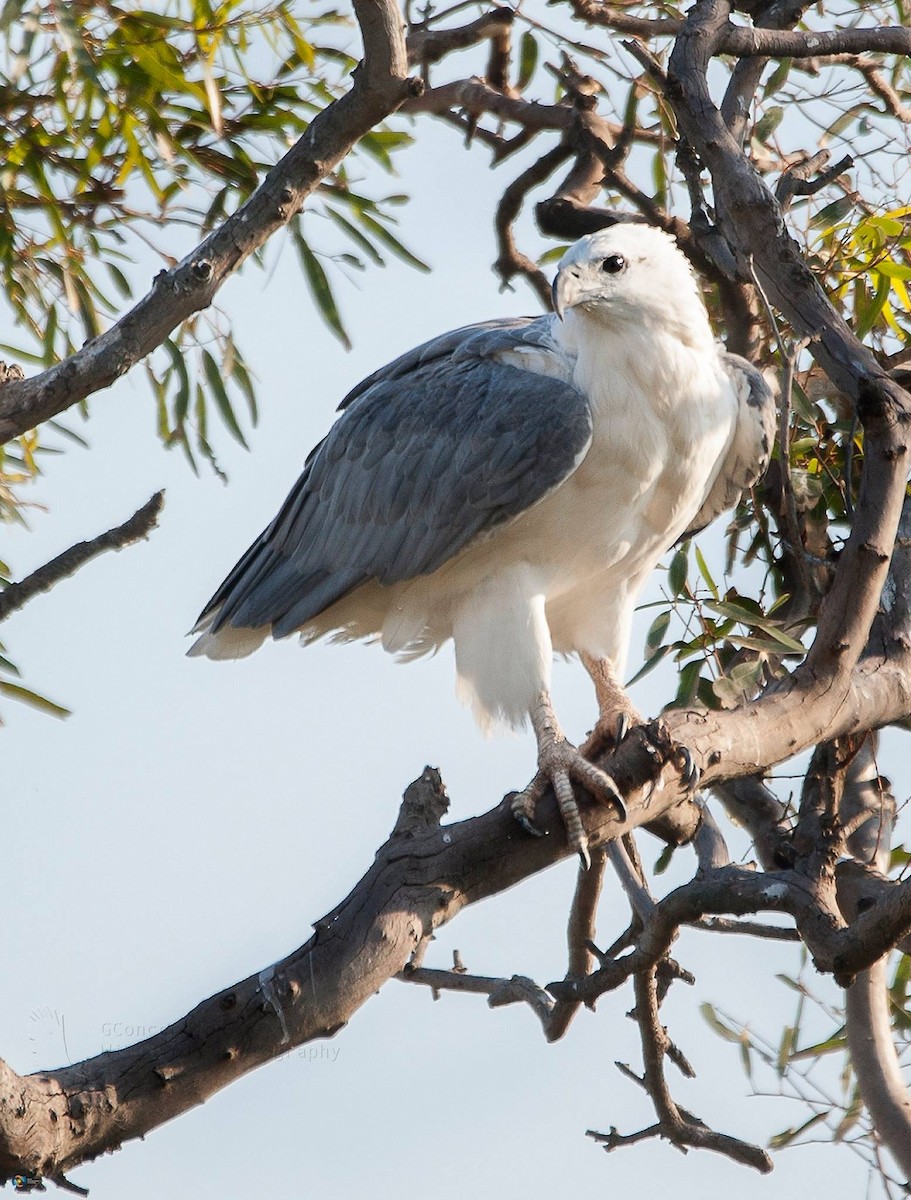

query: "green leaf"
(517, 31), (538, 91)
(769, 1111), (829, 1150)
(325, 206), (385, 267)
(202, 349), (248, 448)
(653, 844), (675, 875)
(699, 1002), (742, 1043)
(644, 610), (670, 659)
(674, 659), (702, 707)
(668, 544), (689, 598)
(0, 680), (70, 718)
(359, 214), (430, 273)
(790, 1032), (847, 1060)
(753, 105), (784, 144)
(165, 338), (191, 425)
(292, 227), (352, 349)
(627, 642), (672, 685)
(763, 57), (791, 98)
(230, 355), (258, 425)
(705, 600), (806, 651)
(856, 269), (892, 340)
(694, 544), (718, 599)
(776, 1025), (796, 1075)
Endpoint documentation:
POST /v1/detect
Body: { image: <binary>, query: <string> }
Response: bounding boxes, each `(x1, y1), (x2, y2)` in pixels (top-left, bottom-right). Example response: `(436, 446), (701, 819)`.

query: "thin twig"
(0, 491), (164, 622)
(589, 967), (772, 1172)
(494, 143), (573, 305)
(548, 847), (607, 1040)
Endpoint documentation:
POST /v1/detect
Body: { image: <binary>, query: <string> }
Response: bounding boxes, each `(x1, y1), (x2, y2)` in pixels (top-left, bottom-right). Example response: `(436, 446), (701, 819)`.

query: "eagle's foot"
(513, 692), (629, 869)
(580, 707), (641, 759)
(634, 719), (702, 793)
(579, 654), (642, 759)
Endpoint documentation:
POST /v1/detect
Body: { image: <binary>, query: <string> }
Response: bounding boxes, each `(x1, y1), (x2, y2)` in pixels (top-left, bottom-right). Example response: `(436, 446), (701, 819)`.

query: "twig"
(547, 847), (607, 1040)
(607, 837), (655, 920)
(398, 964), (557, 1032)
(494, 143), (573, 305)
(775, 151), (854, 210)
(0, 491), (164, 622)
(407, 7), (514, 70)
(589, 967), (772, 1172)
(692, 803), (731, 872)
(691, 917), (800, 941)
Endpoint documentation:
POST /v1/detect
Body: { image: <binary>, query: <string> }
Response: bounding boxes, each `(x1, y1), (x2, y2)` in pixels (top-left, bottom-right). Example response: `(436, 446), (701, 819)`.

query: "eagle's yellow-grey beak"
(552, 267), (582, 321)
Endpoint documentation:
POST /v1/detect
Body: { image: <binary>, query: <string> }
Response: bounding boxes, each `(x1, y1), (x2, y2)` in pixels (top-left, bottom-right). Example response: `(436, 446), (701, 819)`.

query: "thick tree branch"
(563, 1), (911, 59)
(0, 0), (422, 443)
(659, 1), (911, 753)
(0, 492), (164, 622)
(722, 24), (911, 58)
(837, 742), (911, 1175)
(8, 624), (911, 1181)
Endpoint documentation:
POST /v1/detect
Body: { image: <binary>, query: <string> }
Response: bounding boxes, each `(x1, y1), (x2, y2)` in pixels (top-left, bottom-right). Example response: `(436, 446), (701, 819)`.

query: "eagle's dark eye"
(601, 254), (626, 274)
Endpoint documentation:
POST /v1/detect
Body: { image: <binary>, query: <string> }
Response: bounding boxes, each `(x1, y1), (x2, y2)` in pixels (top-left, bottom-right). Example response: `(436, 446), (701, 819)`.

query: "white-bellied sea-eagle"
(190, 224), (775, 864)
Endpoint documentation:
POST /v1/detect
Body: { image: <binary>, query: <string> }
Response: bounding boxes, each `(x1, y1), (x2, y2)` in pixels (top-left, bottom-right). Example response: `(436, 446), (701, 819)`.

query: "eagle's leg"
(579, 654), (701, 791)
(579, 653), (642, 758)
(511, 690), (628, 868)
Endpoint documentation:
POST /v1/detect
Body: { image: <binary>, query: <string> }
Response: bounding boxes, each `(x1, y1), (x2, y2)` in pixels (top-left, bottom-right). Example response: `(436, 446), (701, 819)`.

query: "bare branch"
(712, 778), (792, 870)
(402, 78), (572, 129)
(692, 917), (800, 941)
(559, 0), (683, 38)
(692, 803), (732, 872)
(588, 968), (773, 1172)
(494, 143), (572, 305)
(0, 492), (164, 622)
(659, 2), (911, 743)
(607, 837), (655, 920)
(399, 964), (557, 1030)
(835, 741), (911, 1175)
(407, 7), (514, 69)
(775, 151), (854, 209)
(560, 2), (911, 59)
(722, 25), (911, 59)
(547, 847), (607, 1041)
(0, 0), (422, 443)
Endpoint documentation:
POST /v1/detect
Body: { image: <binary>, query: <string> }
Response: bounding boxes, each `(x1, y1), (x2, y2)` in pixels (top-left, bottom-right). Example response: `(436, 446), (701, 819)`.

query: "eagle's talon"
(512, 806), (546, 838)
(615, 711), (631, 745)
(678, 746), (700, 792)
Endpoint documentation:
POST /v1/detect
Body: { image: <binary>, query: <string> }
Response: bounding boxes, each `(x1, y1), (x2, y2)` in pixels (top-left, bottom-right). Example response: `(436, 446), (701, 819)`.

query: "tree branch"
(837, 741), (911, 1175)
(0, 0), (422, 443)
(546, 847), (607, 1041)
(588, 967), (772, 1172)
(407, 7), (515, 70)
(0, 492), (164, 622)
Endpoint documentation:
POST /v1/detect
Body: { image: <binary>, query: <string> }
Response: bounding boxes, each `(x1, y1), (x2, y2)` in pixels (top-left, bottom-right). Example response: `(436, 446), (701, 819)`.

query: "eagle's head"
(552, 224), (713, 349)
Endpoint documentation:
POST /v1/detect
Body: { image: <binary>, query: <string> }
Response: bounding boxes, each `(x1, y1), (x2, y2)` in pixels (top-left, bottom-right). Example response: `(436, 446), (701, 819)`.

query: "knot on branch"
(857, 372), (911, 437)
(0, 360), (24, 387)
(391, 767), (450, 838)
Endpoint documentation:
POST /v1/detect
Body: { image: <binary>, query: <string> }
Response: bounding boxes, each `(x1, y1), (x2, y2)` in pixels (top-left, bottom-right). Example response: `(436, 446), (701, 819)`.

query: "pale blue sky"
(2, 47), (899, 1198)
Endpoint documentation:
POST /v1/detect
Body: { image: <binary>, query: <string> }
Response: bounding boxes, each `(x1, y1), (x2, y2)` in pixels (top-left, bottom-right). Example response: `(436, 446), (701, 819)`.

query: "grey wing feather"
(680, 353), (775, 541)
(195, 317), (592, 640)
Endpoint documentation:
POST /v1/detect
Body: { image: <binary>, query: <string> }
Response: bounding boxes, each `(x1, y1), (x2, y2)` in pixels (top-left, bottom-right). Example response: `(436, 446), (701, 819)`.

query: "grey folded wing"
(681, 353), (776, 541)
(193, 316), (593, 641)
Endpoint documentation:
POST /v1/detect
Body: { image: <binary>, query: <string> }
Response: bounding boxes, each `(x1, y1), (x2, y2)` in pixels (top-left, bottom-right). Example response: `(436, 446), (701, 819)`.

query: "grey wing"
(680, 353), (776, 541)
(193, 318), (592, 641)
